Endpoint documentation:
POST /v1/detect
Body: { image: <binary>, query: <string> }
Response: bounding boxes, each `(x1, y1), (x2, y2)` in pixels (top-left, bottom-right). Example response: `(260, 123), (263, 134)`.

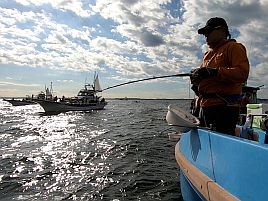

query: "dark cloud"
(140, 29), (165, 47)
(121, 0), (139, 6)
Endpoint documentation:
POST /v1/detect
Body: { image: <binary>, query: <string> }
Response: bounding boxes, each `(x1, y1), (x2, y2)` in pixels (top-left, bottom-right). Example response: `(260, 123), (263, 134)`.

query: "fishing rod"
(102, 73), (191, 91)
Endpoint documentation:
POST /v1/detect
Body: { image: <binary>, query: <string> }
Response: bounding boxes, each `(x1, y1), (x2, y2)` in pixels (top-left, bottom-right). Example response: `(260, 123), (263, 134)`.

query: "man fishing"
(190, 17), (250, 135)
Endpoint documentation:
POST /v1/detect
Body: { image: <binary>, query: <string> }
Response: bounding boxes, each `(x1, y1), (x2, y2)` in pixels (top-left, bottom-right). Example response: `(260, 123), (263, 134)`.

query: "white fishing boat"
(3, 97), (37, 106)
(34, 75), (107, 113)
(3, 84), (54, 106)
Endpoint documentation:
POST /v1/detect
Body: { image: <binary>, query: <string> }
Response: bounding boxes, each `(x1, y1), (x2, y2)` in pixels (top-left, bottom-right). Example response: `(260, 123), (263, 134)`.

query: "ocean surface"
(0, 99), (191, 201)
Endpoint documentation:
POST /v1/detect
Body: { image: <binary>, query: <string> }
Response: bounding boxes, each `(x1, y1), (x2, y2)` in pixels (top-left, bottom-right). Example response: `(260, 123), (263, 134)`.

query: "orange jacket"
(198, 39), (249, 107)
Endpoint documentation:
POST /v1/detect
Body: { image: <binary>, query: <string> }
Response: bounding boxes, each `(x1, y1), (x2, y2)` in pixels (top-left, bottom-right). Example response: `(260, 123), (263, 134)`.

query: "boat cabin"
(242, 85), (260, 104)
(74, 84), (100, 103)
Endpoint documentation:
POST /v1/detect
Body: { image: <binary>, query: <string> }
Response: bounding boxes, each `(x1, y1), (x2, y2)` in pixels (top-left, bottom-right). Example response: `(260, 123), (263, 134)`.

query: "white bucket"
(166, 104), (200, 133)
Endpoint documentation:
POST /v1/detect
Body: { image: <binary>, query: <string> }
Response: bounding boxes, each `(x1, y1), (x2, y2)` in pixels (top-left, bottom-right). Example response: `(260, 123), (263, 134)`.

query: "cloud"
(56, 79), (74, 83)
(139, 29), (165, 47)
(0, 81), (40, 87)
(1, 0), (268, 98)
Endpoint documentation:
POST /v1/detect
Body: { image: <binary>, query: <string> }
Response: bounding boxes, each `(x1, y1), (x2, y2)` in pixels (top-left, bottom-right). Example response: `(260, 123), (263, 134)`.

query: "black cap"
(198, 17), (228, 34)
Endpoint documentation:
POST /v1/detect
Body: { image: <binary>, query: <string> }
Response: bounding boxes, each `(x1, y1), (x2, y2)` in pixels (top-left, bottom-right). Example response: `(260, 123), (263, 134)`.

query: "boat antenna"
(102, 73), (191, 91)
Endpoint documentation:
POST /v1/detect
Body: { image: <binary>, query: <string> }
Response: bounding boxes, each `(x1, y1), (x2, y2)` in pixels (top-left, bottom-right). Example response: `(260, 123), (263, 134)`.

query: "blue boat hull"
(175, 128), (268, 201)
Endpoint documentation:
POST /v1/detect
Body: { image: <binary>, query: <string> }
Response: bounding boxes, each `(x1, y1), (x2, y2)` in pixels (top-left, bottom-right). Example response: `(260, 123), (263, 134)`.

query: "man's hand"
(191, 84), (199, 96)
(190, 67), (218, 84)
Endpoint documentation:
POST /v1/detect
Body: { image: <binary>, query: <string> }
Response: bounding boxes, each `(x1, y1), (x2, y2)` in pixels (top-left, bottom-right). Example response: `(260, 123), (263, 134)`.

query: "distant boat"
(167, 86), (268, 201)
(3, 97), (37, 106)
(34, 74), (107, 113)
(3, 82), (55, 106)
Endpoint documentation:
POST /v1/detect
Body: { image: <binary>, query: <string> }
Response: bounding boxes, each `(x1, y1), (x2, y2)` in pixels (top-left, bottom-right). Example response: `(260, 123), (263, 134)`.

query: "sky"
(1, 0), (268, 99)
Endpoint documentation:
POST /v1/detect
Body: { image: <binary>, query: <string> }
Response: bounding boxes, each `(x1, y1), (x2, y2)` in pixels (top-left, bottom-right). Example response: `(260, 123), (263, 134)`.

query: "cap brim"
(198, 26), (213, 34)
(198, 27), (206, 34)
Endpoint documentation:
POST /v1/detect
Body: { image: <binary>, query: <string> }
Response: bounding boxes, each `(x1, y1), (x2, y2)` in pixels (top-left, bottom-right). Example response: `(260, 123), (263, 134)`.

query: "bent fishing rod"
(101, 73), (191, 91)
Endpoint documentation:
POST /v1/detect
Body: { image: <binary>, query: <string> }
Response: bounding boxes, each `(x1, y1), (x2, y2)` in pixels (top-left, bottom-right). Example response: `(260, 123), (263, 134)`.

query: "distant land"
(108, 97), (194, 101)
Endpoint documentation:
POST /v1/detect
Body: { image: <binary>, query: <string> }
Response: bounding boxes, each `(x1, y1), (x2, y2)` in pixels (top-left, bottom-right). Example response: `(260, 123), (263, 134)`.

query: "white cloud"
(1, 0), (268, 98)
(0, 81), (40, 87)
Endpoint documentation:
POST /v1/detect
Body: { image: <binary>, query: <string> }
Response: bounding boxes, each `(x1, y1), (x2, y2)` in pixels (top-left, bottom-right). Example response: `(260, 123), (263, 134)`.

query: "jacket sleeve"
(217, 42), (249, 83)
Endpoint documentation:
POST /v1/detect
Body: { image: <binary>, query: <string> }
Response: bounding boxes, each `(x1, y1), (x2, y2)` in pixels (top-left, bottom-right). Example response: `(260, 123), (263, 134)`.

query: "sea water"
(0, 99), (191, 200)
